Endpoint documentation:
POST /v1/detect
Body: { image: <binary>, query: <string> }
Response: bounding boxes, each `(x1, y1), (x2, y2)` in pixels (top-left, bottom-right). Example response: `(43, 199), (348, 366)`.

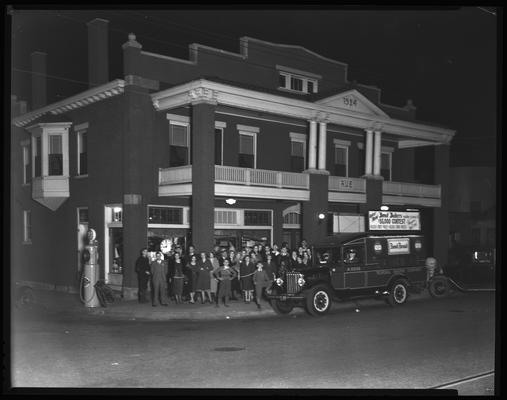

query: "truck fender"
(385, 274), (409, 291)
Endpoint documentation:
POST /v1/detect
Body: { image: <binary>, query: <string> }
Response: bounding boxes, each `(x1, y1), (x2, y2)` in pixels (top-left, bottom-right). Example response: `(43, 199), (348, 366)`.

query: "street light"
(318, 213), (326, 220)
(225, 198), (236, 205)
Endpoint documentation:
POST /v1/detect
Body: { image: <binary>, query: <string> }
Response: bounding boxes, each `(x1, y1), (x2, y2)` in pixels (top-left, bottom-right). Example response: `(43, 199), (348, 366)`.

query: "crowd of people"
(134, 240), (313, 309)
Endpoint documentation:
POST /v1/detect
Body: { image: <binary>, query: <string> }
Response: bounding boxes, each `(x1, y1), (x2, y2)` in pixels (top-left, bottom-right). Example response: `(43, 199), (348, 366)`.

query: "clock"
(160, 239), (172, 254)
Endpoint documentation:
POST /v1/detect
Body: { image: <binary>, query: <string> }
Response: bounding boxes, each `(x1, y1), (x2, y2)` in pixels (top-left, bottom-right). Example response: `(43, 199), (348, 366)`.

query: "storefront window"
(147, 228), (190, 253)
(244, 210), (271, 226)
(148, 206), (183, 224)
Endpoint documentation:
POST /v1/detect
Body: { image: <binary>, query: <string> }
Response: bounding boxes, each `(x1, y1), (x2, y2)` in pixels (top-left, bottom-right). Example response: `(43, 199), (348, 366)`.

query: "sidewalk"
(12, 287), (448, 322)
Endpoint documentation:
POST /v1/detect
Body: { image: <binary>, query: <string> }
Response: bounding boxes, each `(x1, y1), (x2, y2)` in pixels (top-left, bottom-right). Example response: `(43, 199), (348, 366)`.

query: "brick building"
(11, 19), (455, 298)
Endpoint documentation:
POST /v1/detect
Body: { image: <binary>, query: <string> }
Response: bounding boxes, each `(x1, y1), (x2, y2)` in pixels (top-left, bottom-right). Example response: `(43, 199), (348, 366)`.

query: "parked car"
(446, 246), (496, 285)
(265, 233), (433, 316)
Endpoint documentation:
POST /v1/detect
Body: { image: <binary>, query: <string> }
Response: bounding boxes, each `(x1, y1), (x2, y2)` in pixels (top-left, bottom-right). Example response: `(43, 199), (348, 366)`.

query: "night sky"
(8, 6), (498, 167)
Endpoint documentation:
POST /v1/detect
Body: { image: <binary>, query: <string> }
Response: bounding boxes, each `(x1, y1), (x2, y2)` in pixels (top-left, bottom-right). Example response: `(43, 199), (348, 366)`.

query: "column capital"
(368, 121), (384, 132)
(313, 111), (330, 123)
(189, 88), (218, 105)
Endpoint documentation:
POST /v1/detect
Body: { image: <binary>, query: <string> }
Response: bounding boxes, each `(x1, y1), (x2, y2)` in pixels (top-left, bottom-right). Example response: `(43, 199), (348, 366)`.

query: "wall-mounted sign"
(387, 238), (410, 255)
(368, 211), (420, 231)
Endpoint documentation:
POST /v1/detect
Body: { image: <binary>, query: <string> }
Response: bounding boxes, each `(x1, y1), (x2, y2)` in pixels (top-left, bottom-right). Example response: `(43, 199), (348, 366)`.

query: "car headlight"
(297, 276), (305, 286)
(276, 278), (284, 286)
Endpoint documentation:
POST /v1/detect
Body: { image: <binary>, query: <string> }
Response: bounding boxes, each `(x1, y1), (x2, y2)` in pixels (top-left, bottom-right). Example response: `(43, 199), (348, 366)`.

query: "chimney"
(31, 51), (47, 110)
(87, 18), (109, 87)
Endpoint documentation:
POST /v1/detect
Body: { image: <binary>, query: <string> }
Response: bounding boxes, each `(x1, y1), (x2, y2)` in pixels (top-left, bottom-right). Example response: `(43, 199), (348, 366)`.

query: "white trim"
(276, 65), (322, 80)
(151, 79), (455, 144)
(74, 122), (89, 132)
(382, 195), (441, 208)
(23, 210), (32, 243)
(398, 140), (435, 149)
(328, 192), (367, 203)
(236, 124), (259, 133)
(166, 113), (190, 124)
(278, 71), (318, 94)
(189, 43), (247, 61)
(215, 121), (227, 129)
(13, 80), (125, 128)
(238, 130), (257, 169)
(289, 132), (307, 141)
(215, 184), (309, 201)
(333, 139), (351, 146)
(77, 129), (87, 176)
(315, 89), (389, 119)
(21, 143), (30, 184)
(216, 110), (306, 128)
(158, 183), (192, 197)
(283, 204), (301, 215)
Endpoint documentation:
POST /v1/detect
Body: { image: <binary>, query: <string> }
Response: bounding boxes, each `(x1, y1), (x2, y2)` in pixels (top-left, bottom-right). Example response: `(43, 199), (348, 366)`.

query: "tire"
(428, 276), (450, 298)
(386, 279), (409, 306)
(305, 285), (332, 316)
(270, 300), (294, 315)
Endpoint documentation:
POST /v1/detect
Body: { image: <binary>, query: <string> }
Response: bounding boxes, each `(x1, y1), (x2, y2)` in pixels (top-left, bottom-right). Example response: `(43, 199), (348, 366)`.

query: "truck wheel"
(428, 276), (449, 298)
(386, 279), (409, 306)
(305, 285), (332, 316)
(270, 300), (294, 314)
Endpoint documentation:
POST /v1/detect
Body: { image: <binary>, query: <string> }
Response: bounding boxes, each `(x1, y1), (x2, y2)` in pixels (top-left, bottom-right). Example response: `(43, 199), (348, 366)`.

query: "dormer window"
(277, 65), (320, 94)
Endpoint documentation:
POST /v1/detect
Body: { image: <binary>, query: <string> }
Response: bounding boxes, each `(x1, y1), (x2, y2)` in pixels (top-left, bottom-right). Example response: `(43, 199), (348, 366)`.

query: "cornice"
(151, 79), (455, 144)
(12, 80), (126, 128)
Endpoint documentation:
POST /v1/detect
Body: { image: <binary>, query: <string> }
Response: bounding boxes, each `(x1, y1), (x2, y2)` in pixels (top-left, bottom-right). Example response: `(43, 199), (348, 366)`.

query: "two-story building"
(11, 19), (455, 298)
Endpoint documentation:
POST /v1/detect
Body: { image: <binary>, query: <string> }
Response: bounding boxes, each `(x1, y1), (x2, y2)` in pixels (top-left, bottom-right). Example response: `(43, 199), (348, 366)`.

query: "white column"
(364, 129), (373, 176)
(318, 121), (327, 170)
(373, 130), (382, 176)
(62, 130), (69, 176)
(308, 120), (317, 170)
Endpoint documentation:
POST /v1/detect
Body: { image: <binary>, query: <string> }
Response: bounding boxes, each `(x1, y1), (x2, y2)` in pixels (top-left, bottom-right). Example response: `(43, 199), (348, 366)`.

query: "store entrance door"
(108, 227), (123, 289)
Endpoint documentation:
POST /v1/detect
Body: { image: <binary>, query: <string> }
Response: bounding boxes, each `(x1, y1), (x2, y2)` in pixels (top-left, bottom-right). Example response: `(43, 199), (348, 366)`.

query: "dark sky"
(9, 7), (499, 166)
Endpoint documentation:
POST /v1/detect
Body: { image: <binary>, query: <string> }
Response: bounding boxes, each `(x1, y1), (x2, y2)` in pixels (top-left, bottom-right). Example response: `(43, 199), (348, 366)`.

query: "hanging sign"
(368, 211), (420, 231)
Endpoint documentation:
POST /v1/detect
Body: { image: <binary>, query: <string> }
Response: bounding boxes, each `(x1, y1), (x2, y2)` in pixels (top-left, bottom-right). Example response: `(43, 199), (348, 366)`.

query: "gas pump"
(80, 228), (100, 307)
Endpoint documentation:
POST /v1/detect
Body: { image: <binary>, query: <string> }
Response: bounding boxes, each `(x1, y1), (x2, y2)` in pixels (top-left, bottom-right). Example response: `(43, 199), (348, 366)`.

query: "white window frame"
(278, 71), (318, 94)
(23, 210), (32, 244)
(76, 128), (88, 177)
(28, 124), (70, 178)
(381, 149), (393, 181)
(21, 141), (30, 185)
(289, 132), (307, 171)
(147, 205), (190, 228)
(215, 127), (224, 166)
(238, 126), (258, 169)
(333, 142), (349, 178)
(169, 120), (190, 166)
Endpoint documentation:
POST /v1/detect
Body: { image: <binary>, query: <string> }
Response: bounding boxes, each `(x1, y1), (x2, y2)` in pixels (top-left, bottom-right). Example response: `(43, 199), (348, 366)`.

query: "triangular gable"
(315, 89), (389, 118)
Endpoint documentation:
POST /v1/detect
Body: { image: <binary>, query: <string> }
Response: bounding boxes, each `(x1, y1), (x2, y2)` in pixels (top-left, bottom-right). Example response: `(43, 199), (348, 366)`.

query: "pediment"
(315, 89), (389, 118)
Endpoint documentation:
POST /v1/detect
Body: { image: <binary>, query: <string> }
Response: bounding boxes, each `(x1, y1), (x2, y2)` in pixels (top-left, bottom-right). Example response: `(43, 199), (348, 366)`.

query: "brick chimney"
(87, 18), (109, 87)
(31, 51), (47, 110)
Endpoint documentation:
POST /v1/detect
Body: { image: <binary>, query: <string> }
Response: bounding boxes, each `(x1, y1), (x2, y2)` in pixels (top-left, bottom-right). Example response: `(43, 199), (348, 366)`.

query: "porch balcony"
(32, 175), (70, 211)
(382, 180), (441, 207)
(159, 165), (310, 200)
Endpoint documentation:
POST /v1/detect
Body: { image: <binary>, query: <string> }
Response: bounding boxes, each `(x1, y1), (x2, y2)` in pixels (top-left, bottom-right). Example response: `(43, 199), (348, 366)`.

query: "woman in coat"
(171, 251), (185, 304)
(195, 252), (213, 304)
(185, 254), (199, 304)
(239, 254), (256, 303)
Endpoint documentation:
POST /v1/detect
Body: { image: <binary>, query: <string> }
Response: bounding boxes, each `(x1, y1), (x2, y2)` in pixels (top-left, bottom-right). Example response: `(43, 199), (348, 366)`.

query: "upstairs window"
(34, 136), (41, 177)
(238, 132), (256, 168)
(381, 152), (392, 181)
(334, 144), (349, 177)
(290, 133), (306, 173)
(77, 130), (88, 175)
(169, 121), (190, 167)
(277, 65), (320, 94)
(215, 128), (223, 165)
(48, 135), (63, 176)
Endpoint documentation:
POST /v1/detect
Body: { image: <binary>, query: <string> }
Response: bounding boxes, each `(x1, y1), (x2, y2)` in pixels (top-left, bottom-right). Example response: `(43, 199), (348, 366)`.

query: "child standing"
(253, 261), (272, 310)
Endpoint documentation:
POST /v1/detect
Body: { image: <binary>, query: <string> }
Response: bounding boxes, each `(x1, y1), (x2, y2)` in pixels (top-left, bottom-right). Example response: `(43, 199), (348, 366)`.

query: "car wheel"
(305, 285), (332, 316)
(428, 276), (449, 298)
(270, 300), (294, 314)
(386, 279), (409, 306)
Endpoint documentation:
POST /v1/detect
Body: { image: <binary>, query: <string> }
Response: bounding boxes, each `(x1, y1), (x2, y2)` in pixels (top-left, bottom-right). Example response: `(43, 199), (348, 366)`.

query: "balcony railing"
(328, 176), (366, 193)
(383, 181), (441, 198)
(159, 165), (309, 190)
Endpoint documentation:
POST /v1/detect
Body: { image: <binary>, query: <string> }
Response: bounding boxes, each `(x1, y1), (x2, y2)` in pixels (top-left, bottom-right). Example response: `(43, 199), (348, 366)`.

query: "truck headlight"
(297, 276), (306, 286)
(276, 278), (284, 286)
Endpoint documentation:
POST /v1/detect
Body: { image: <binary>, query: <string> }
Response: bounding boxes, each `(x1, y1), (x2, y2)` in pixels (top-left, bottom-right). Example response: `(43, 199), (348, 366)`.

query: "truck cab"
(266, 233), (429, 316)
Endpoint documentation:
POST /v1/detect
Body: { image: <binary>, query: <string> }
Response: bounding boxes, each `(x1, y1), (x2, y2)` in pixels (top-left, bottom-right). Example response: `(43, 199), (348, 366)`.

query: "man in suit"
(150, 251), (169, 306)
